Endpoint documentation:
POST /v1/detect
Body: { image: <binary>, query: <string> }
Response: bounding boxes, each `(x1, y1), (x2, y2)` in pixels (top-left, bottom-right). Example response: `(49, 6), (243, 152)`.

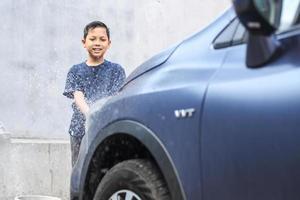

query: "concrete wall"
(0, 0), (230, 139)
(0, 133), (71, 200)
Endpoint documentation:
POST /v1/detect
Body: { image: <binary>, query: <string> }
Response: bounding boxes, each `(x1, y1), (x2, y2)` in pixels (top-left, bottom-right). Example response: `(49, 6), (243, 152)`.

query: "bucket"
(15, 195), (61, 200)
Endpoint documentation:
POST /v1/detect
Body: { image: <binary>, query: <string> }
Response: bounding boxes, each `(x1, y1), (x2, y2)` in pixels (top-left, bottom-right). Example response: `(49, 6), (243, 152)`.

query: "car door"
(201, 2), (300, 200)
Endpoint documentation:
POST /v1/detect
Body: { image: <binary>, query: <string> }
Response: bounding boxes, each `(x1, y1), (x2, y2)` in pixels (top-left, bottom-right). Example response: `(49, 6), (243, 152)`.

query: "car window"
(232, 22), (248, 46)
(279, 0), (300, 31)
(213, 0), (300, 49)
(214, 1), (300, 50)
(213, 18), (247, 49)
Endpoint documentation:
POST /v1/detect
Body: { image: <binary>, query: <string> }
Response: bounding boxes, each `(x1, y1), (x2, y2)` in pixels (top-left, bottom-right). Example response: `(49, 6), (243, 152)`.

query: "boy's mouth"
(93, 48), (102, 50)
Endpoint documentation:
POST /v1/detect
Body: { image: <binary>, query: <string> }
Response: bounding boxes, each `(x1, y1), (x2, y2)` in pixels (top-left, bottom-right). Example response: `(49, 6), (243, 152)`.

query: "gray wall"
(0, 135), (71, 199)
(0, 0), (230, 139)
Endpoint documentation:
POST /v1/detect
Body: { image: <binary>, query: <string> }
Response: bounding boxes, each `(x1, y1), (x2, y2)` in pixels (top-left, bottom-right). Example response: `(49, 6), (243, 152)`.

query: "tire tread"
(93, 159), (171, 200)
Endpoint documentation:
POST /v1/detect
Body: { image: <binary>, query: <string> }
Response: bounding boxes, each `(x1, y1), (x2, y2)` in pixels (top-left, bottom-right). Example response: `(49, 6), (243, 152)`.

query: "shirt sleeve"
(63, 68), (84, 99)
(110, 66), (126, 95)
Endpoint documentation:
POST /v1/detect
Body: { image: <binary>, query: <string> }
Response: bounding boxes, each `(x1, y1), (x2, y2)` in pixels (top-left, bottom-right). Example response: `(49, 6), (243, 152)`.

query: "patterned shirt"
(63, 60), (125, 137)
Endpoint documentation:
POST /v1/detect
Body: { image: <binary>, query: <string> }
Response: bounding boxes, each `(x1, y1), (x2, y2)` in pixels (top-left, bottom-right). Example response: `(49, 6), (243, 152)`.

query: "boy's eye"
(89, 38), (95, 41)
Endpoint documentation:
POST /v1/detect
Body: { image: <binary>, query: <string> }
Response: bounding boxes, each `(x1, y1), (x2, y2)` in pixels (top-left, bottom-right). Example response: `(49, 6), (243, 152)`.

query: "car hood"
(122, 7), (235, 89)
(122, 42), (181, 88)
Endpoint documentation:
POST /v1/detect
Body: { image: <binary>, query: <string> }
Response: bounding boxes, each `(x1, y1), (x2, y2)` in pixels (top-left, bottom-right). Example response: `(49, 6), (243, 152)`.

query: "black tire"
(93, 159), (171, 200)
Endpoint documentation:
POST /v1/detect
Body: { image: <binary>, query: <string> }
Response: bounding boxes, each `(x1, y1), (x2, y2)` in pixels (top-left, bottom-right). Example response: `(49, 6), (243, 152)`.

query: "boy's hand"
(74, 91), (90, 116)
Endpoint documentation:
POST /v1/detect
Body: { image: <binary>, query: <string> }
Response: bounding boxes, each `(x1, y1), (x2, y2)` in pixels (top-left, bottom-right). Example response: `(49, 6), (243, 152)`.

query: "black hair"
(83, 21), (110, 40)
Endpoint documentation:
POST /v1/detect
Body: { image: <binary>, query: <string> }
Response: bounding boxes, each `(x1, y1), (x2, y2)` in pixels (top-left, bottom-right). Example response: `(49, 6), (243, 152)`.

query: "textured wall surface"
(0, 0), (230, 138)
(0, 134), (71, 199)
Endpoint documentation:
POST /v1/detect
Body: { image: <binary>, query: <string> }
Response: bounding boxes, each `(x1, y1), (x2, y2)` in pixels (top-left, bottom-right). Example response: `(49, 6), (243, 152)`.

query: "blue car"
(71, 0), (300, 199)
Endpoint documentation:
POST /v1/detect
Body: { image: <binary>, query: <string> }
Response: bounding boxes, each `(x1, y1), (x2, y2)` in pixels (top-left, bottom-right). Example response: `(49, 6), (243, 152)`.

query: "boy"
(63, 21), (126, 166)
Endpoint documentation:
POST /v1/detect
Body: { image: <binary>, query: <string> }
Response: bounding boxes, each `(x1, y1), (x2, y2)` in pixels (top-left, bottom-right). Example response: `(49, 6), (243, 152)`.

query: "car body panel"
(201, 34), (300, 200)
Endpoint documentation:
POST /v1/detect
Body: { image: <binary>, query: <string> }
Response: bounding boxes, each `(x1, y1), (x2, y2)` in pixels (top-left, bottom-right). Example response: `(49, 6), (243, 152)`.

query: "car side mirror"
(233, 0), (283, 67)
(233, 0), (282, 35)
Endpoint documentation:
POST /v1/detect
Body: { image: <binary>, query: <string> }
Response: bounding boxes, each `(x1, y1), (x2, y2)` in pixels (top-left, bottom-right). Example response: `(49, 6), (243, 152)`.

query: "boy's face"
(82, 27), (111, 61)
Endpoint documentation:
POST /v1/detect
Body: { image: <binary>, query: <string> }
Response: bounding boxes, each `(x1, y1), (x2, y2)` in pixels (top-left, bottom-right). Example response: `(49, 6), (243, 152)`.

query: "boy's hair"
(83, 21), (110, 40)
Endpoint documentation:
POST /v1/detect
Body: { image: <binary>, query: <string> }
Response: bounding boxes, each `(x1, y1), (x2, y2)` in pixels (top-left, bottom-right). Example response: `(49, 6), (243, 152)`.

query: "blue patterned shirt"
(63, 60), (125, 137)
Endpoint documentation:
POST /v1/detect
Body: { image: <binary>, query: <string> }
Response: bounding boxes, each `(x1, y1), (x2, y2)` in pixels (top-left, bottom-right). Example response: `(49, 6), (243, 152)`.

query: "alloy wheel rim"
(109, 189), (142, 200)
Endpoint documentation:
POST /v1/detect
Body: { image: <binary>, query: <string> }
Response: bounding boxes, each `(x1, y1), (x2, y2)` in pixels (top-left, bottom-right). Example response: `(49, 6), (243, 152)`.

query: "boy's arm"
(74, 91), (90, 116)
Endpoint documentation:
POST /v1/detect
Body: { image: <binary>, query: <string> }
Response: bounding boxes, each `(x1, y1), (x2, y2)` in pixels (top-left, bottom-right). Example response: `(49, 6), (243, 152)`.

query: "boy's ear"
(81, 39), (86, 47)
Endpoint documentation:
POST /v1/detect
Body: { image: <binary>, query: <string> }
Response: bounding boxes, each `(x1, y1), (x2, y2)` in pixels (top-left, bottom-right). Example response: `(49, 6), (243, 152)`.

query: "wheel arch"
(81, 120), (186, 200)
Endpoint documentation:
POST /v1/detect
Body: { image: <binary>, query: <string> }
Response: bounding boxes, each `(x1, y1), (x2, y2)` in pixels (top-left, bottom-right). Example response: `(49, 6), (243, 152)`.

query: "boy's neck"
(86, 57), (105, 67)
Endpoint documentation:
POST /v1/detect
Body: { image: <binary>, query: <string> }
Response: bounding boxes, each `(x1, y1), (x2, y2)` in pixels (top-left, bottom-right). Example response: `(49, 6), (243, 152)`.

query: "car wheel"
(93, 159), (171, 200)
